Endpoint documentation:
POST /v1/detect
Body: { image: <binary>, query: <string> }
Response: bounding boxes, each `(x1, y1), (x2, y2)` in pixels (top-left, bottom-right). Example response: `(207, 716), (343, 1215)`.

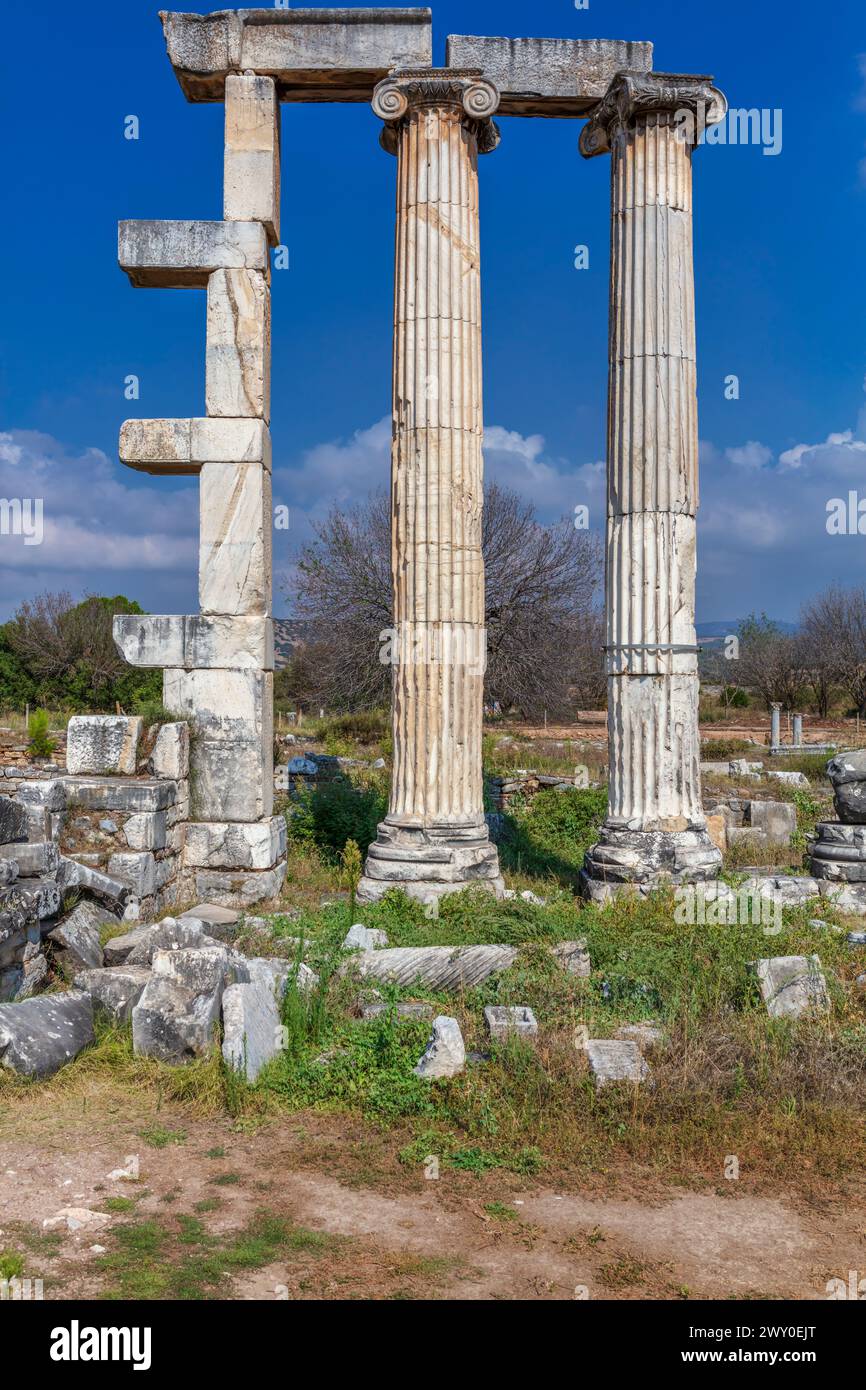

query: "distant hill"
(273, 618), (310, 670)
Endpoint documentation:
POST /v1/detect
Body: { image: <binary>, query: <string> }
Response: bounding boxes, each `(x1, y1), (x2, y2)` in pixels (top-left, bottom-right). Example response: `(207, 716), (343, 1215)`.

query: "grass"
(0, 1250), (25, 1280)
(96, 1210), (337, 1300)
(138, 1125), (188, 1149)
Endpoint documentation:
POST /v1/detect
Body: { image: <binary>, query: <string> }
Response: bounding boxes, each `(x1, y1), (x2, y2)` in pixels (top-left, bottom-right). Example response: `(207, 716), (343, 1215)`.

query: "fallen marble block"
(767, 770), (810, 788)
(348, 944), (518, 991)
(551, 939), (591, 977)
(132, 946), (231, 1062)
(15, 876), (61, 921)
(342, 924), (388, 951)
(739, 876), (821, 907)
(413, 1016), (465, 1079)
(360, 1000), (433, 1022)
(0, 991), (94, 1077)
(614, 1022), (666, 1052)
(585, 1039), (650, 1089)
(222, 974), (282, 1083)
(0, 840), (59, 877)
(753, 955), (830, 1019)
(847, 931), (866, 946)
(484, 1005), (538, 1042)
(57, 859), (129, 912)
(124, 918), (223, 967)
(47, 901), (107, 975)
(817, 882), (866, 915)
(729, 759), (763, 779)
(74, 965), (152, 1023)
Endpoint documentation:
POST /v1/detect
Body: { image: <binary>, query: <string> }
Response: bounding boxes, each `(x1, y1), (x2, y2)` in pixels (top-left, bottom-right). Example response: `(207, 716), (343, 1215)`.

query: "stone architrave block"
(119, 417), (270, 475)
(123, 811), (167, 852)
(113, 614), (274, 672)
(183, 817), (286, 871)
(66, 716), (142, 776)
(199, 460), (272, 617)
(161, 8), (434, 103)
(206, 269), (270, 420)
(149, 723), (190, 781)
(444, 35), (653, 117)
(118, 220), (268, 289)
(163, 669), (271, 744)
(190, 742), (274, 823)
(224, 74), (280, 245)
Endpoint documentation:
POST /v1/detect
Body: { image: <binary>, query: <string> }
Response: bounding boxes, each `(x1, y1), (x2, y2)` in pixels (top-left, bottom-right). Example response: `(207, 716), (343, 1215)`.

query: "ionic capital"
(372, 68), (501, 156)
(579, 70), (727, 159)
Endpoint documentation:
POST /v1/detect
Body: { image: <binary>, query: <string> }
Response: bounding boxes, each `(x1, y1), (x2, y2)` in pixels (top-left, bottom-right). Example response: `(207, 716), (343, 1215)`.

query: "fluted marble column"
(579, 71), (726, 898)
(358, 69), (504, 907)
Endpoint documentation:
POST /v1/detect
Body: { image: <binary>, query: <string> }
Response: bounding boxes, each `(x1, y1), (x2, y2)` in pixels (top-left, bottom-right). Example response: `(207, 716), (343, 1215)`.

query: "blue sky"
(2, 0), (866, 623)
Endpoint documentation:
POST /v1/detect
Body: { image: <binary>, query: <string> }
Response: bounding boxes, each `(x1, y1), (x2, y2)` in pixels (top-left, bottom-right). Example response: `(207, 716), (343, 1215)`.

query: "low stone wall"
(487, 770), (595, 813)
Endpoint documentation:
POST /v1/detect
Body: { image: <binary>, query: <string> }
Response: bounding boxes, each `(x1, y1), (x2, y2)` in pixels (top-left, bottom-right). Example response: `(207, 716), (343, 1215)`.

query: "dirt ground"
(2, 1094), (863, 1302)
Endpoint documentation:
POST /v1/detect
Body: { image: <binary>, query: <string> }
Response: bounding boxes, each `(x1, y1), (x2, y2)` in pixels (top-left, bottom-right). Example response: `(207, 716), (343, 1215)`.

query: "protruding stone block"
(106, 851), (157, 899)
(66, 716), (142, 776)
(119, 417), (270, 475)
(161, 7), (434, 103)
(182, 817), (286, 871)
(445, 35), (653, 117)
(61, 778), (176, 813)
(199, 460), (272, 616)
(206, 269), (270, 419)
(189, 862), (286, 909)
(113, 614), (274, 672)
(118, 219), (268, 289)
(224, 74), (280, 245)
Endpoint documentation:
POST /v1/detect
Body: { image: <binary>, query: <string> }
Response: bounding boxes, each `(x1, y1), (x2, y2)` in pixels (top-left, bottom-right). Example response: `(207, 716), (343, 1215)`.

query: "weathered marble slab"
(66, 716), (142, 776)
(445, 35), (653, 117)
(161, 7), (434, 103)
(224, 74), (280, 245)
(118, 220), (268, 288)
(206, 269), (270, 420)
(119, 418), (270, 475)
(183, 816), (286, 871)
(114, 614), (274, 672)
(163, 669), (271, 743)
(189, 741), (274, 823)
(199, 460), (272, 617)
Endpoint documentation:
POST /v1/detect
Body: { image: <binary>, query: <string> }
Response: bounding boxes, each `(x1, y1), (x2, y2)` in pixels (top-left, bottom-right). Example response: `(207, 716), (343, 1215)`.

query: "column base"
(358, 818), (505, 909)
(580, 824), (722, 904)
(808, 822), (866, 882)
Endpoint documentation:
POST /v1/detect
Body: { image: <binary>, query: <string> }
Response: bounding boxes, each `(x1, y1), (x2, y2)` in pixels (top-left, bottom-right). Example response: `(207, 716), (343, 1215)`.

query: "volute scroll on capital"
(579, 69), (727, 159)
(372, 69), (501, 156)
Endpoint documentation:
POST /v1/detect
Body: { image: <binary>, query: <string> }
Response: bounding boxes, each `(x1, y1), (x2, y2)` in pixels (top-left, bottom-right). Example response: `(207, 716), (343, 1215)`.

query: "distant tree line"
(703, 585), (866, 717)
(277, 483), (606, 721)
(0, 592), (161, 712)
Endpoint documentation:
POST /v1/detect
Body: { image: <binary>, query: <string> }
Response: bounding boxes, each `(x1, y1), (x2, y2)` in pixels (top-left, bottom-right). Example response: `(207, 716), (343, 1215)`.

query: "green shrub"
(499, 786), (607, 887)
(26, 708), (56, 759)
(287, 774), (387, 861)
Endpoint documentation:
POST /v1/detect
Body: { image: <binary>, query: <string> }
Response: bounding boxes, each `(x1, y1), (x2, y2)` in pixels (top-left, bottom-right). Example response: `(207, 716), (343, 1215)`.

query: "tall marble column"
(358, 69), (504, 907)
(579, 72), (726, 899)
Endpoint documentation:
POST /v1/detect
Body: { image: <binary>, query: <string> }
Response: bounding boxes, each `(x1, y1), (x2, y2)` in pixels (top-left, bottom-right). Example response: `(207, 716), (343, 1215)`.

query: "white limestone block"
(119, 417), (270, 474)
(183, 817), (286, 871)
(413, 1016), (465, 1079)
(118, 219), (267, 288)
(190, 742), (274, 823)
(163, 669), (271, 743)
(161, 8), (433, 102)
(206, 269), (270, 420)
(199, 461), (272, 617)
(107, 851), (157, 898)
(123, 812), (167, 852)
(224, 74), (280, 245)
(222, 977), (282, 1081)
(149, 723), (190, 781)
(66, 716), (142, 776)
(113, 614), (273, 672)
